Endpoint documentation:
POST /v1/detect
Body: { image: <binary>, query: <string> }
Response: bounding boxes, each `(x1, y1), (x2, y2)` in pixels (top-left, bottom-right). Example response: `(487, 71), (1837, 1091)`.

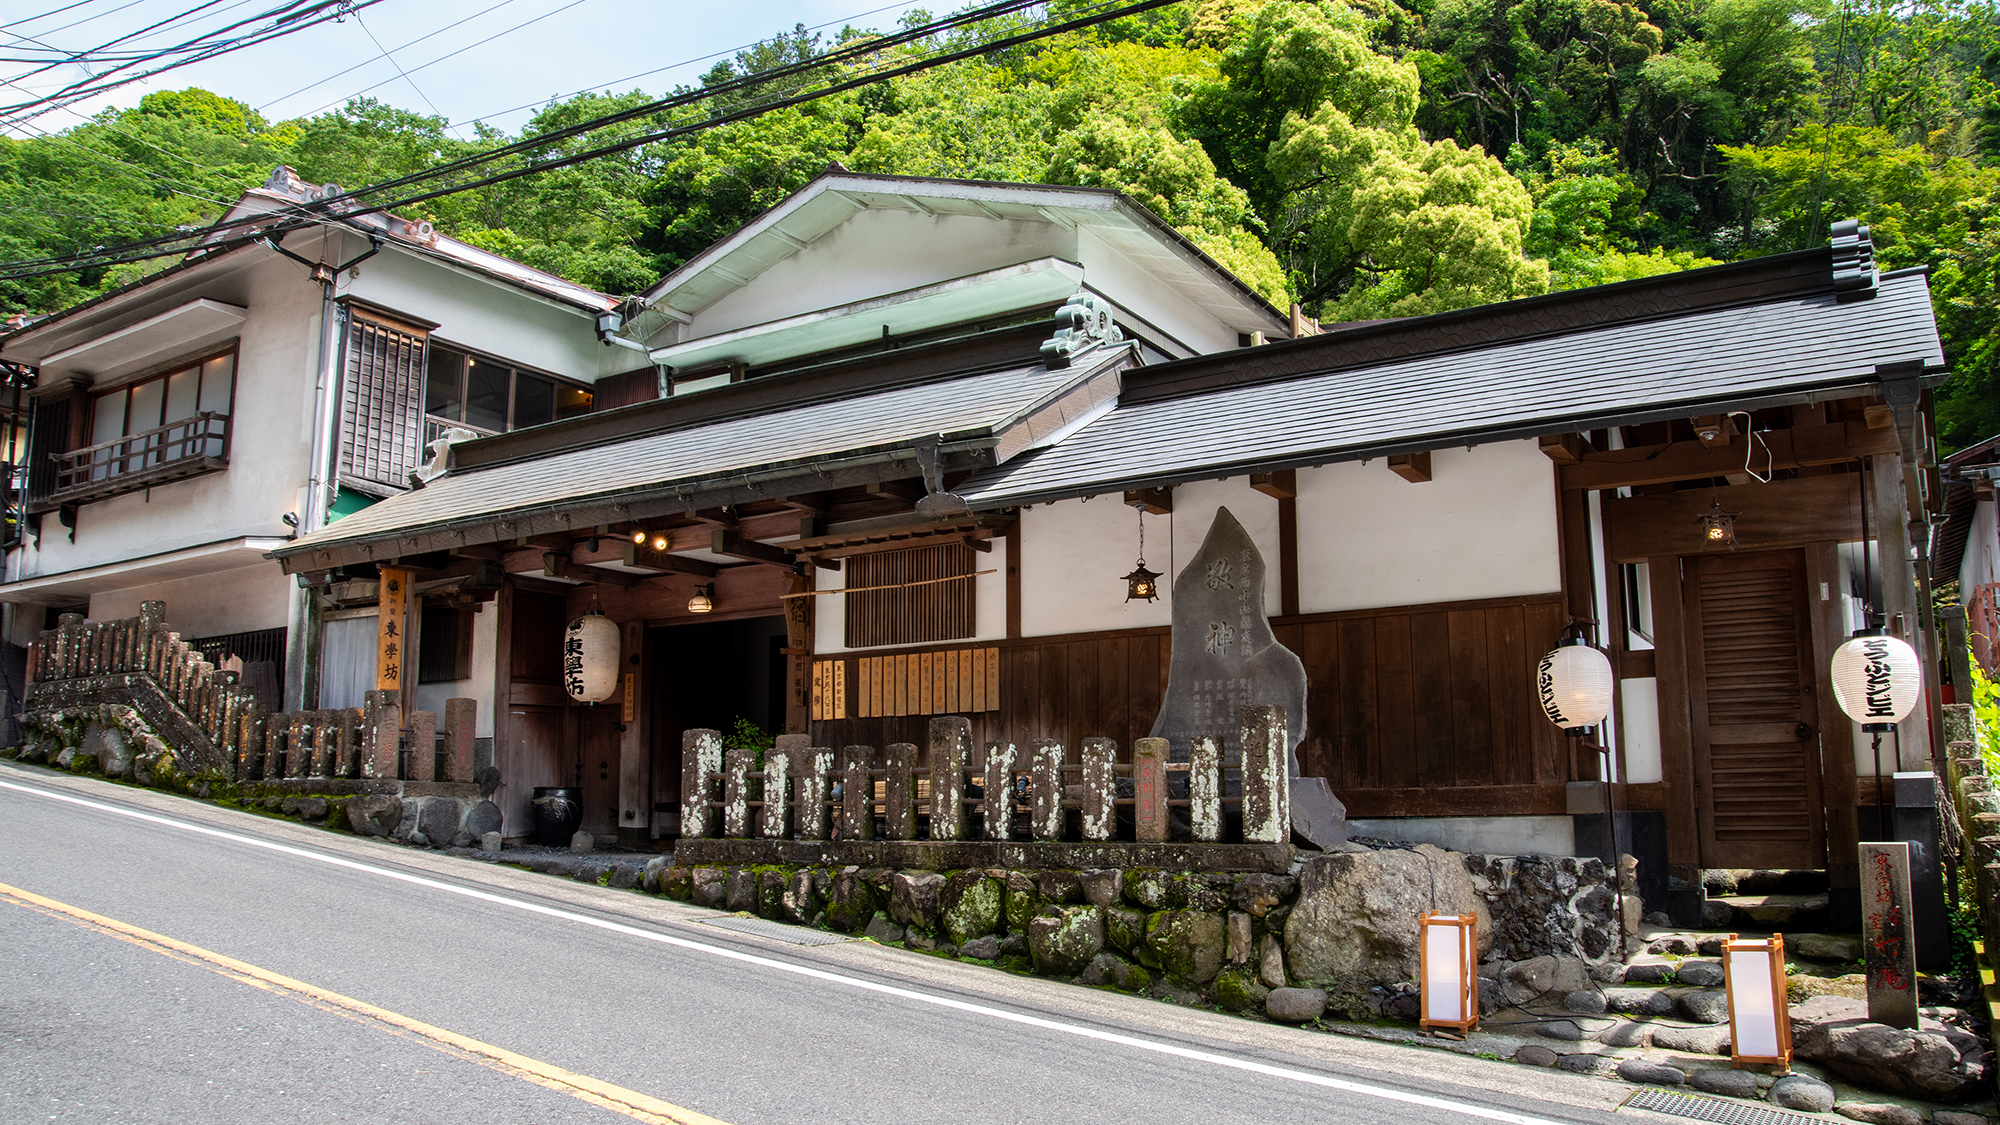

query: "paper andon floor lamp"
(1725, 933), (1793, 1069)
(1420, 911), (1480, 1034)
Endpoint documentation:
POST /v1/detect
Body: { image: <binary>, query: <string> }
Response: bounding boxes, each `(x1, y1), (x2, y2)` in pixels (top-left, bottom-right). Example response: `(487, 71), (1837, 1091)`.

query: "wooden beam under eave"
(1387, 451), (1432, 483)
(1691, 414), (1737, 448)
(1250, 468), (1297, 499)
(1539, 433), (1591, 465)
(1560, 419), (1898, 491)
(619, 541), (719, 578)
(712, 527), (794, 566)
(1124, 487), (1172, 515)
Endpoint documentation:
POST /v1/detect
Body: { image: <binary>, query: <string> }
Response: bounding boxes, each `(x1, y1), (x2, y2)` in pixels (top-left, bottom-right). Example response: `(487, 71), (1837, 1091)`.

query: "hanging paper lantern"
(1831, 631), (1922, 731)
(1536, 641), (1613, 735)
(562, 612), (619, 703)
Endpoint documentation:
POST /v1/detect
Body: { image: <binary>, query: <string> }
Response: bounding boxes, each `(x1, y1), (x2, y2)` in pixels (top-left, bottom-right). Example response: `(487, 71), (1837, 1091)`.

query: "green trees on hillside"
(0, 0), (1996, 438)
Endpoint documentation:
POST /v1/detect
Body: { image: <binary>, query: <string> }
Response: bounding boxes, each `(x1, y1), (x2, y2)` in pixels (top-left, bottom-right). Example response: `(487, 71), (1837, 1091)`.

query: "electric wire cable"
(255, 0), (521, 114)
(0, 0), (1167, 282)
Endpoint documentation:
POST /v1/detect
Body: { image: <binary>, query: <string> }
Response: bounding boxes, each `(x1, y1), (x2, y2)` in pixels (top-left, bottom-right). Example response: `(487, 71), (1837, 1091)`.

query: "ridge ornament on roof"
(1040, 292), (1122, 368)
(1832, 219), (1879, 301)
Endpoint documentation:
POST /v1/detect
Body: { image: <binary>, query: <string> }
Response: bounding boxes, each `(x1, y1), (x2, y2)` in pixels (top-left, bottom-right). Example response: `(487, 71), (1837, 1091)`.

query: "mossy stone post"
(138, 602), (164, 661)
(1134, 737), (1169, 843)
(285, 711), (309, 778)
(1239, 706), (1289, 844)
(982, 741), (1017, 842)
(793, 747), (833, 841)
(882, 742), (916, 840)
(363, 690), (400, 779)
(332, 708), (357, 779)
(442, 698), (476, 782)
(56, 612), (81, 679)
(762, 747), (792, 839)
(681, 729), (722, 838)
(239, 703), (267, 781)
(1080, 738), (1116, 841)
(406, 710), (436, 782)
(1189, 736), (1222, 842)
(723, 747), (754, 838)
(839, 745), (875, 841)
(929, 717), (970, 842)
(1031, 739), (1065, 841)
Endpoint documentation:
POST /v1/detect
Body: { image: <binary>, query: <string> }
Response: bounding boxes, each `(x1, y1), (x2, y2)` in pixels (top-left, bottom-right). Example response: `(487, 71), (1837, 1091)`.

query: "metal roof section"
(273, 343), (1137, 566)
(634, 169), (1287, 338)
(648, 257), (1085, 373)
(955, 272), (1945, 510)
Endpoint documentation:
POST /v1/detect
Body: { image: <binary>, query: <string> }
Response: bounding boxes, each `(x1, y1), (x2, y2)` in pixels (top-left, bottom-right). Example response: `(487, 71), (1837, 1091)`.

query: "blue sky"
(0, 0), (933, 137)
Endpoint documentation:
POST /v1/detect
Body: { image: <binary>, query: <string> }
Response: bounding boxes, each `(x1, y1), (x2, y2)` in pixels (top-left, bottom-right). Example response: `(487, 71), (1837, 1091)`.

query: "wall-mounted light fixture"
(630, 528), (647, 544)
(1419, 911), (1480, 1034)
(688, 583), (715, 614)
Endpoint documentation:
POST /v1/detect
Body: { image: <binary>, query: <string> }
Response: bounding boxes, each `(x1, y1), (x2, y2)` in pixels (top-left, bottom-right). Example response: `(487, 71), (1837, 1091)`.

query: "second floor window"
(88, 349), (235, 476)
(425, 345), (591, 435)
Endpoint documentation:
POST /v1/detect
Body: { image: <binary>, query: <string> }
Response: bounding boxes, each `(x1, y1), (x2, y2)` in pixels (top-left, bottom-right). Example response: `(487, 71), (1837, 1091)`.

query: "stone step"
(1701, 867), (1830, 895)
(1714, 892), (1830, 931)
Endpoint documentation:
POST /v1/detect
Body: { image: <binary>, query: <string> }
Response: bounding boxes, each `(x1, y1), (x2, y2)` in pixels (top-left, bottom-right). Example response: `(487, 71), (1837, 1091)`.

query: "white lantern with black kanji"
(1831, 630), (1922, 732)
(1536, 640), (1613, 735)
(563, 612), (619, 703)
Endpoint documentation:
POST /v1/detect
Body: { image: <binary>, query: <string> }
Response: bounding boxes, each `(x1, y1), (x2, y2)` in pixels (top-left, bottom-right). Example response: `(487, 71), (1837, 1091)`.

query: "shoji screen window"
(87, 349), (235, 479)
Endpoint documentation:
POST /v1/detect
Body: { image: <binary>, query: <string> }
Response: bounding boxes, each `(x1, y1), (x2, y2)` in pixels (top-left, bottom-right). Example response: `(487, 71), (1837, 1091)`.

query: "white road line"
(1, 775), (1581, 1125)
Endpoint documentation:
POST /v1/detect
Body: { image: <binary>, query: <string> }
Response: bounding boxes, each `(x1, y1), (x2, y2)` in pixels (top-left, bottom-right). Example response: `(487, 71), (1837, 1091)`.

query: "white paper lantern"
(1831, 631), (1922, 731)
(562, 612), (619, 703)
(1420, 912), (1479, 1033)
(1724, 933), (1793, 1066)
(1536, 642), (1613, 734)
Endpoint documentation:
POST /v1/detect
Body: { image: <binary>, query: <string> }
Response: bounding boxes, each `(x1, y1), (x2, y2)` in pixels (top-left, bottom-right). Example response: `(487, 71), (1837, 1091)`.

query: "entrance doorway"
(649, 615), (788, 829)
(1683, 549), (1826, 869)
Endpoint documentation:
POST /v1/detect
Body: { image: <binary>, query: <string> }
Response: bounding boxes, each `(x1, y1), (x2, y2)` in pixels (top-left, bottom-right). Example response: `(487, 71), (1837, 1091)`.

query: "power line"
(255, 0), (522, 113)
(350, 11), (445, 123)
(0, 0), (1169, 281)
(0, 1), (112, 33)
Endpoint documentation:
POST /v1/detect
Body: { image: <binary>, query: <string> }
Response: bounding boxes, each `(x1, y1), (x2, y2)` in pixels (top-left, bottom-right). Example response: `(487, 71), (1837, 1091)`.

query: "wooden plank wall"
(807, 593), (1572, 813)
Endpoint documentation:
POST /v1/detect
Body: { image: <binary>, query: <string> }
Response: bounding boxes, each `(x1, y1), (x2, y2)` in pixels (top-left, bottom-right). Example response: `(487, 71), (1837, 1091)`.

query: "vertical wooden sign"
(376, 567), (410, 694)
(1860, 841), (1920, 1029)
(621, 672), (636, 723)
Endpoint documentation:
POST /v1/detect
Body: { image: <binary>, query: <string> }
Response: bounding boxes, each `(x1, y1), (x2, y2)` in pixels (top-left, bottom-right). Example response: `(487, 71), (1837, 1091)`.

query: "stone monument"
(1149, 506), (1345, 848)
(1859, 841), (1920, 1029)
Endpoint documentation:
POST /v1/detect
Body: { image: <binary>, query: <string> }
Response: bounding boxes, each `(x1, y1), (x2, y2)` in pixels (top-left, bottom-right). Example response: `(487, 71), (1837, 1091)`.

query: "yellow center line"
(0, 880), (732, 1125)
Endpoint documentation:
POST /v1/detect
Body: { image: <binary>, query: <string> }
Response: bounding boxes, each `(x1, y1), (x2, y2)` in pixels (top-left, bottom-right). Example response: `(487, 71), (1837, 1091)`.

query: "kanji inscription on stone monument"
(1859, 840), (1919, 1029)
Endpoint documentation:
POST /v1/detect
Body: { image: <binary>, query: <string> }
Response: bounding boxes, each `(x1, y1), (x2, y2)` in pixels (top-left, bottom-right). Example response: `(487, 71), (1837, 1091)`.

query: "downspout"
(285, 229), (348, 710)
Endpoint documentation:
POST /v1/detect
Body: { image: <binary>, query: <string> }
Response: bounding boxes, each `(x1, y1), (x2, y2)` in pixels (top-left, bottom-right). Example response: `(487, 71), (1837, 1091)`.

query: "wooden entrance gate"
(1683, 549), (1825, 869)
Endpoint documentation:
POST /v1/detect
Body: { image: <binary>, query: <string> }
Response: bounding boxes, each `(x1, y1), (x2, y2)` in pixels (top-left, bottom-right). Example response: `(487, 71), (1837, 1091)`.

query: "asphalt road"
(0, 761), (1653, 1125)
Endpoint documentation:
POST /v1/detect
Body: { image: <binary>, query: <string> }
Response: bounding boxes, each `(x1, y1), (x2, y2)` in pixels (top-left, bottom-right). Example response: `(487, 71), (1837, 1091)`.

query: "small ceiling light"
(688, 583), (715, 614)
(1698, 499), (1738, 550)
(631, 528), (647, 544)
(1122, 508), (1161, 602)
(652, 533), (669, 552)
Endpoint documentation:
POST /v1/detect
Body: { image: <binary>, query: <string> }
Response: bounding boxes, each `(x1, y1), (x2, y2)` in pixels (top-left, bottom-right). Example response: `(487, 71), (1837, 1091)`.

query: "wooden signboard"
(376, 567), (410, 694)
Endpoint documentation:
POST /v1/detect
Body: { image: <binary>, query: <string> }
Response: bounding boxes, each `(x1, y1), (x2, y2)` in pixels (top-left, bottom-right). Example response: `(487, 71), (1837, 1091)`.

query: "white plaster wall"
(346, 246), (606, 381)
(1295, 441), (1562, 613)
(415, 601), (498, 738)
(1961, 500), (1998, 593)
(1074, 226), (1243, 355)
(13, 253), (321, 584)
(1620, 678), (1663, 784)
(692, 210), (1076, 338)
(88, 562), (291, 636)
(1017, 498), (1176, 637)
(1346, 815), (1578, 857)
(811, 553), (1007, 655)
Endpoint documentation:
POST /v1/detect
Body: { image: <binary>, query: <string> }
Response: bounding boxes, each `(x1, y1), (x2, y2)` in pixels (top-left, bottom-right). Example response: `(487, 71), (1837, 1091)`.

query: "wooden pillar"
(1134, 736), (1168, 843)
(981, 741), (1017, 842)
(616, 620), (649, 847)
(1869, 453), (1933, 770)
(1005, 525), (1022, 640)
(1650, 555), (1701, 882)
(783, 571), (812, 734)
(881, 742), (916, 840)
(1807, 541), (1860, 899)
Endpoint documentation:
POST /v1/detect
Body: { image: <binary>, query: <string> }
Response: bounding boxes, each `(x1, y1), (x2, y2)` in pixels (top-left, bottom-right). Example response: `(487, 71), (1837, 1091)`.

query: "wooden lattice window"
(844, 542), (975, 648)
(339, 310), (428, 492)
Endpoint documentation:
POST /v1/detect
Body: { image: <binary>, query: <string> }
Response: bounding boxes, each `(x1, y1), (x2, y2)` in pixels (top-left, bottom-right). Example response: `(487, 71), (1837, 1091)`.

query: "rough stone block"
(1835, 1104), (1925, 1125)
(1028, 904), (1104, 976)
(1080, 952), (1152, 993)
(1077, 868), (1122, 907)
(1616, 1060), (1686, 1087)
(1284, 846), (1491, 984)
(863, 913), (904, 943)
(1650, 1024), (1732, 1056)
(570, 831), (594, 854)
(1770, 1075), (1836, 1112)
(938, 872), (1003, 946)
(1678, 990), (1730, 1024)
(889, 871), (946, 930)
(723, 868), (757, 913)
(1264, 987), (1328, 1023)
(1675, 960), (1725, 987)
(416, 796), (461, 847)
(479, 831), (502, 853)
(1555, 1054), (1618, 1076)
(958, 935), (1001, 961)
(1689, 1069), (1759, 1098)
(1513, 1044), (1559, 1066)
(1146, 909), (1225, 984)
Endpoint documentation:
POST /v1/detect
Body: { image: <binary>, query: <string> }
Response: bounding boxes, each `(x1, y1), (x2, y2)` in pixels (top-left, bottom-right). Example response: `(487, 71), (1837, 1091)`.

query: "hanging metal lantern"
(1697, 500), (1738, 550)
(1123, 562), (1161, 602)
(1536, 639), (1613, 735)
(562, 612), (619, 703)
(1831, 630), (1922, 732)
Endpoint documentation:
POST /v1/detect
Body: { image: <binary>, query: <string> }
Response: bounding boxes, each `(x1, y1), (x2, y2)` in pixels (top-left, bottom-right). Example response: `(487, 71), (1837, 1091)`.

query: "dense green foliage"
(2, 0), (1997, 439)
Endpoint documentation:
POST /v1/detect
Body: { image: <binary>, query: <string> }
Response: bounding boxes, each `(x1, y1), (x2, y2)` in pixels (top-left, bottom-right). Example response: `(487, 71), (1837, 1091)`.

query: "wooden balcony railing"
(49, 411), (228, 504)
